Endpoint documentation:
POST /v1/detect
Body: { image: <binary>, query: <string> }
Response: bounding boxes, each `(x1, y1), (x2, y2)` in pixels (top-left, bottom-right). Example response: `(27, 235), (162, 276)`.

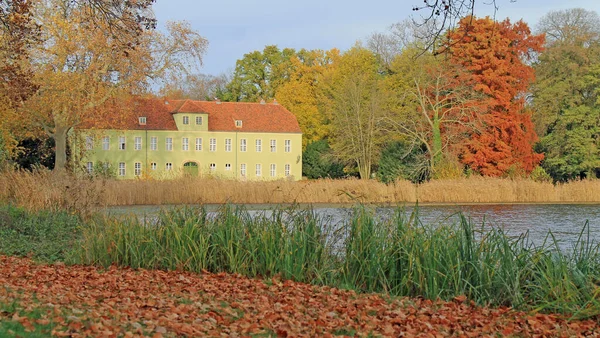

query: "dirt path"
(0, 256), (598, 337)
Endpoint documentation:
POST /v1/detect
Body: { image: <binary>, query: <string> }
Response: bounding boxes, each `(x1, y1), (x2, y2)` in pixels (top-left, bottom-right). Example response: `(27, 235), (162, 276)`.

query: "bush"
(302, 140), (345, 179)
(377, 141), (429, 183)
(530, 166), (553, 183)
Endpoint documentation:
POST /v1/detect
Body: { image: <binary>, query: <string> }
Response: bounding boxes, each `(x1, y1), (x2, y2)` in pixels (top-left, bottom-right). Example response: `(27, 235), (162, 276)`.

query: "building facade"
(77, 99), (302, 180)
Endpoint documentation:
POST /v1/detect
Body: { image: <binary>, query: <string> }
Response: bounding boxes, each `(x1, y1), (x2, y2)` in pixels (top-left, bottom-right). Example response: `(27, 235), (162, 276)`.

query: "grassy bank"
(1, 169), (600, 211)
(71, 205), (600, 319)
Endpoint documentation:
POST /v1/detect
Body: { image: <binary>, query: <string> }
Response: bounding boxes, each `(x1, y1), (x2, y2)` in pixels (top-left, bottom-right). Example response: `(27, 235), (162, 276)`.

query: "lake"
(106, 203), (600, 250)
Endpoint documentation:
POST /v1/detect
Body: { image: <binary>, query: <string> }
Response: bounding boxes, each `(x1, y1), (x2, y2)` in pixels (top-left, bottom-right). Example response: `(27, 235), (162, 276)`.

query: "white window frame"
(119, 136), (126, 150)
(209, 163), (216, 172)
(86, 162), (93, 174)
(209, 138), (216, 152)
(183, 116), (189, 125)
(138, 116), (147, 125)
(225, 163), (231, 171)
(225, 138), (232, 152)
(85, 136), (94, 150)
(196, 116), (203, 125)
(285, 164), (291, 177)
(240, 163), (246, 177)
(182, 137), (189, 151)
(166, 137), (173, 151)
(235, 120), (242, 127)
(270, 139), (276, 152)
(150, 162), (157, 170)
(134, 136), (142, 151)
(256, 139), (262, 152)
(195, 138), (202, 151)
(102, 136), (109, 150)
(134, 162), (142, 176)
(256, 164), (262, 177)
(284, 139), (291, 153)
(119, 162), (126, 176)
(270, 164), (276, 177)
(240, 139), (247, 152)
(150, 136), (157, 151)
(165, 162), (173, 171)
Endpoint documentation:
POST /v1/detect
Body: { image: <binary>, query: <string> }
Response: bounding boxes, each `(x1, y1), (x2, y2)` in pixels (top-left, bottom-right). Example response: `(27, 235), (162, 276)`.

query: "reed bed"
(75, 205), (600, 318)
(1, 169), (600, 212)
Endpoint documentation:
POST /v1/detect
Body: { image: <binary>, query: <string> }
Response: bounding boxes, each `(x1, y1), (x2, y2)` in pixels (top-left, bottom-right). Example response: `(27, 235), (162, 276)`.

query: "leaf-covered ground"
(0, 256), (598, 337)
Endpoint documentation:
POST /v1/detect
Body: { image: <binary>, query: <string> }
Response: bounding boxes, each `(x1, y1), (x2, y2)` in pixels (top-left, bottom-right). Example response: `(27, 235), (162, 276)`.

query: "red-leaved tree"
(446, 16), (544, 176)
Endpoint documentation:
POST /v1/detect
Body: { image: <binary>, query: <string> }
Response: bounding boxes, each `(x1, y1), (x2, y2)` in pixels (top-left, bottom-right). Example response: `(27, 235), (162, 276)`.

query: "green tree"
(302, 140), (345, 179)
(221, 45), (296, 102)
(533, 9), (600, 181)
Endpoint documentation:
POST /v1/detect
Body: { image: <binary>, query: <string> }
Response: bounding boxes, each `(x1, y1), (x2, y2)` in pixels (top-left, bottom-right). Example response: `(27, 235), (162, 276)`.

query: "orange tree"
(446, 16), (544, 176)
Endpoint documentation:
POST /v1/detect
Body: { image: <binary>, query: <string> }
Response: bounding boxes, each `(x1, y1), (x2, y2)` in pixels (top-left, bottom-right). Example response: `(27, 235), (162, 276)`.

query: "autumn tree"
(322, 46), (387, 179)
(22, 0), (207, 171)
(160, 73), (230, 100)
(384, 48), (480, 176)
(533, 9), (600, 181)
(446, 16), (544, 176)
(221, 45), (296, 102)
(275, 49), (339, 148)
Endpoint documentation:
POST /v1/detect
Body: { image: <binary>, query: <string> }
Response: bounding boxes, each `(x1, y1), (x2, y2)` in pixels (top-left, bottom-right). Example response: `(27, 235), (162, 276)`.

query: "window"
(150, 162), (157, 170)
(235, 120), (242, 128)
(285, 164), (291, 177)
(118, 162), (125, 176)
(183, 116), (189, 125)
(85, 136), (93, 150)
(225, 163), (231, 171)
(86, 162), (93, 174)
(195, 138), (202, 151)
(138, 117), (146, 125)
(255, 164), (262, 177)
(209, 163), (216, 172)
(119, 136), (126, 150)
(240, 163), (246, 177)
(240, 139), (247, 152)
(284, 139), (291, 153)
(134, 137), (142, 150)
(270, 139), (276, 152)
(182, 137), (189, 151)
(196, 116), (203, 125)
(150, 137), (157, 151)
(270, 164), (276, 177)
(256, 139), (262, 152)
(166, 137), (173, 151)
(165, 162), (173, 171)
(225, 138), (232, 152)
(209, 138), (216, 152)
(102, 136), (109, 150)
(134, 162), (142, 176)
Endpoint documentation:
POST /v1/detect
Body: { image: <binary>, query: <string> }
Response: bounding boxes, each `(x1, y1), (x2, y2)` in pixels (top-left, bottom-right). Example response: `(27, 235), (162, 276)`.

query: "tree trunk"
(432, 118), (442, 173)
(53, 126), (69, 171)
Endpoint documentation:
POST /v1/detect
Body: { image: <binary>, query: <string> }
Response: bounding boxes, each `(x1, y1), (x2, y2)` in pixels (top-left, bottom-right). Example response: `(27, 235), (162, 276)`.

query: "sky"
(153, 0), (600, 76)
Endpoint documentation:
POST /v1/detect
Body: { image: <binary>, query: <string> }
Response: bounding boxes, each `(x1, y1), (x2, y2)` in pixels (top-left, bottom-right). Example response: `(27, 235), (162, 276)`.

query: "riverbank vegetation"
(1, 169), (599, 212)
(2, 204), (600, 322)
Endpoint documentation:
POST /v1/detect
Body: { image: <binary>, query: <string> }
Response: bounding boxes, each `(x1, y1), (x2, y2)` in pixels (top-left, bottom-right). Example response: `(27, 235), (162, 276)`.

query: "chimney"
(260, 99), (266, 105)
(273, 99), (278, 105)
(215, 97), (221, 105)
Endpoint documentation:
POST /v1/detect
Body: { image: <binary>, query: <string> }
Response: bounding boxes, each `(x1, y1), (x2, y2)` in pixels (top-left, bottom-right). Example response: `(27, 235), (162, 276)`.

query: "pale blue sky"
(153, 0), (600, 76)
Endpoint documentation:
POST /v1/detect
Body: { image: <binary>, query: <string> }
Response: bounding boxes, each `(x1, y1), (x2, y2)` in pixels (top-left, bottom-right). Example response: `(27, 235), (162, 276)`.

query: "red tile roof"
(81, 99), (301, 134)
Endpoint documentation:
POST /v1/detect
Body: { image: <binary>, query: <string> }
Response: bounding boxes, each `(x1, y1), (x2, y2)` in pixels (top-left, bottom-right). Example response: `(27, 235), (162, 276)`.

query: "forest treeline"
(1, 1), (598, 183)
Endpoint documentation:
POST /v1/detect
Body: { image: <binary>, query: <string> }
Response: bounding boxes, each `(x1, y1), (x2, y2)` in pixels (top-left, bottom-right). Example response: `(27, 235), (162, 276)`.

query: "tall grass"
(1, 169), (600, 209)
(75, 205), (600, 318)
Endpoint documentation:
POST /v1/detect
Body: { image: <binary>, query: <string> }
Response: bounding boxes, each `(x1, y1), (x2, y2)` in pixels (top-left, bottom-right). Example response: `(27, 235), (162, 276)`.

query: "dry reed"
(1, 169), (599, 211)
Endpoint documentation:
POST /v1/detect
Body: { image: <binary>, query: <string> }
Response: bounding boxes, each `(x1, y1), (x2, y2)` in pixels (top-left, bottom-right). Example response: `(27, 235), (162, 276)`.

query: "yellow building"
(78, 99), (302, 180)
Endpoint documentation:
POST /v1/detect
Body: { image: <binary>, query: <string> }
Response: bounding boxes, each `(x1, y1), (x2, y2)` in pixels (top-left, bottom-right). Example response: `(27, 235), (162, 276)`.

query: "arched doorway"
(183, 162), (199, 177)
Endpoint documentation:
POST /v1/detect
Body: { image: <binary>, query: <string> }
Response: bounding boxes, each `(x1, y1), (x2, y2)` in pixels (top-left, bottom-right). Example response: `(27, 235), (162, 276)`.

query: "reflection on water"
(106, 204), (600, 250)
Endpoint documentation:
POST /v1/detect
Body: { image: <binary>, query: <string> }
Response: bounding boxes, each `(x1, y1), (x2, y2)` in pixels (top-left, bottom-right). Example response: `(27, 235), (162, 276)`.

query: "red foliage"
(1, 256), (598, 337)
(447, 17), (545, 176)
